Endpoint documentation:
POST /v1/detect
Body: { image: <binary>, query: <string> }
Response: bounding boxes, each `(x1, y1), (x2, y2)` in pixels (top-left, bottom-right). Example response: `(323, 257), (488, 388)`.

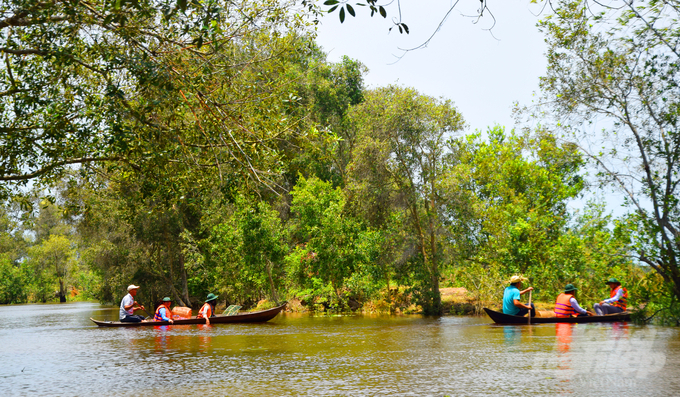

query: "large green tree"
(0, 0), (312, 198)
(537, 0), (680, 300)
(347, 85), (465, 313)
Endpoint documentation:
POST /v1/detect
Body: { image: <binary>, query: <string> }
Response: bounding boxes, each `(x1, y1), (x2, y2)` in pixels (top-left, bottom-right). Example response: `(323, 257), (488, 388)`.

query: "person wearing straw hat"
(554, 284), (593, 317)
(153, 297), (175, 324)
(502, 275), (536, 317)
(593, 278), (628, 316)
(197, 293), (219, 325)
(119, 284), (146, 323)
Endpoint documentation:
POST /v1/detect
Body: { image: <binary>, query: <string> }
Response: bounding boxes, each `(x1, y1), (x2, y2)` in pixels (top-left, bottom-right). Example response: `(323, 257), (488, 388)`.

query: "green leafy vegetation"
(0, 0), (677, 323)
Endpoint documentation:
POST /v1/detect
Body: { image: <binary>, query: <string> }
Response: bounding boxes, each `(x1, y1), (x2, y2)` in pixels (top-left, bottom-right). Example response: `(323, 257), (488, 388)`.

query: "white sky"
(313, 0), (548, 134)
(313, 1), (631, 218)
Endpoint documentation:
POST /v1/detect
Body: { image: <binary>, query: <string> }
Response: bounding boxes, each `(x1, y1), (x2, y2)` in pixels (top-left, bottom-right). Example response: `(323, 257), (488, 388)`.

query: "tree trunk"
(385, 268), (392, 314)
(266, 260), (280, 304)
(58, 279), (66, 303)
(180, 252), (192, 308)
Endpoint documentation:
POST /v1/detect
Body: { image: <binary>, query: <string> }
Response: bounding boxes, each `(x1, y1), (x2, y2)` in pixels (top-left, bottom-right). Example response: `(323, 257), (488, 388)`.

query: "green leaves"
(539, 0), (680, 302)
(325, 1), (381, 23)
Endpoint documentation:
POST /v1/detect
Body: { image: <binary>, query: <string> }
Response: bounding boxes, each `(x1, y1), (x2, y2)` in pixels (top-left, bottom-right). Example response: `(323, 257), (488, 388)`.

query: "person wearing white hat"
(502, 275), (535, 317)
(119, 284), (146, 322)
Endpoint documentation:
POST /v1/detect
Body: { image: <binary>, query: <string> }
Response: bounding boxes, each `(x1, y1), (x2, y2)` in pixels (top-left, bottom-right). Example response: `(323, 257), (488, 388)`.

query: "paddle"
(527, 290), (533, 325)
(139, 307), (152, 320)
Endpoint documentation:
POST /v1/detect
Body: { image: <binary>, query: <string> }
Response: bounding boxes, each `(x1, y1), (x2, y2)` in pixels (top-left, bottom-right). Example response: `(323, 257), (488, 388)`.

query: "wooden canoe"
(91, 303), (286, 327)
(484, 307), (631, 324)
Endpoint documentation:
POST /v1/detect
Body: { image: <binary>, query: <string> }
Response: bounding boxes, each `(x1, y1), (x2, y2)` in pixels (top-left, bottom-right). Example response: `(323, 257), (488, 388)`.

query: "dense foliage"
(0, 0), (673, 321)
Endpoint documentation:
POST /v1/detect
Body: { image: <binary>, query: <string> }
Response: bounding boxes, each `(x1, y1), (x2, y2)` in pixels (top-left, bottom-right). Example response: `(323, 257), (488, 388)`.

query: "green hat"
(162, 297), (172, 302)
(606, 278), (620, 284)
(205, 293), (219, 302)
(564, 284), (578, 293)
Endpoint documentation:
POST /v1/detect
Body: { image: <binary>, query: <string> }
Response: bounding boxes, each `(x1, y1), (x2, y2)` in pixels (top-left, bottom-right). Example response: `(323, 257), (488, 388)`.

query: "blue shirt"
(503, 285), (521, 315)
(158, 307), (171, 321)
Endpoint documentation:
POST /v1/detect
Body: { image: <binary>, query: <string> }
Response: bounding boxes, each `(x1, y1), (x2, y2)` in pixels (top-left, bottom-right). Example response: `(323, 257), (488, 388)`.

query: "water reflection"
(0, 303), (679, 396)
(154, 325), (171, 351)
(503, 325), (521, 346)
(556, 323), (573, 353)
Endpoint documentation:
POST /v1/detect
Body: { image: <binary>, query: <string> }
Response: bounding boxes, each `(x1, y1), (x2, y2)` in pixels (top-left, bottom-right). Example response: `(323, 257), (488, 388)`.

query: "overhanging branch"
(1, 156), (123, 182)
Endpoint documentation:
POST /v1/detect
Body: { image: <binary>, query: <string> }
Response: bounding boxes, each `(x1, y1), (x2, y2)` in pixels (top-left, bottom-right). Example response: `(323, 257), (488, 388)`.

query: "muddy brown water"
(0, 302), (679, 396)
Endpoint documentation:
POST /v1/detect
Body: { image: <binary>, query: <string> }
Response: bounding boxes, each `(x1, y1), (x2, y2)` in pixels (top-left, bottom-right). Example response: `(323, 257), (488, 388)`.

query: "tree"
(282, 51), (368, 187)
(27, 234), (76, 302)
(287, 176), (366, 309)
(537, 0), (680, 300)
(347, 85), (465, 313)
(441, 127), (586, 305)
(208, 195), (288, 305)
(1, 0), (312, 198)
(0, 254), (28, 304)
(0, 201), (27, 263)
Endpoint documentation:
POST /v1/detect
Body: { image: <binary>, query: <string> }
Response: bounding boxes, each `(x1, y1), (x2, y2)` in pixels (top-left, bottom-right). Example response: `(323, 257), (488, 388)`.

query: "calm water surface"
(0, 302), (678, 396)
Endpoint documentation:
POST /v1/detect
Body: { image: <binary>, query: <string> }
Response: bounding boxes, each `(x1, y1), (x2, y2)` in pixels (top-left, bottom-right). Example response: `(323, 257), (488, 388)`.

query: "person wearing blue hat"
(197, 293), (219, 325)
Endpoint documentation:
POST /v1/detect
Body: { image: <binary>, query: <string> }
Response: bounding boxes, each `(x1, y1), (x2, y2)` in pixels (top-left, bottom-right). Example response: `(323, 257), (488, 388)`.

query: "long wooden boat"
(484, 307), (631, 324)
(91, 303), (286, 327)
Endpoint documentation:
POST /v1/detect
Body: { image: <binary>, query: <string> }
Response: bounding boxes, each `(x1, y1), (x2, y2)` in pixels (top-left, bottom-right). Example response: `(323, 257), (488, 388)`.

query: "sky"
(313, 1), (630, 218)
(313, 0), (548, 134)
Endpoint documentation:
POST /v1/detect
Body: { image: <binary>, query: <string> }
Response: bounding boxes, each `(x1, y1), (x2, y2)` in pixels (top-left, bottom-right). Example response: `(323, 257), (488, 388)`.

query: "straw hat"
(508, 275), (527, 284)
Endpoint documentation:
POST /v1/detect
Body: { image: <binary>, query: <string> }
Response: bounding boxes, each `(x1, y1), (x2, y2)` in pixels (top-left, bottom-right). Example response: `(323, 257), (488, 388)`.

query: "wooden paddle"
(527, 290), (533, 325)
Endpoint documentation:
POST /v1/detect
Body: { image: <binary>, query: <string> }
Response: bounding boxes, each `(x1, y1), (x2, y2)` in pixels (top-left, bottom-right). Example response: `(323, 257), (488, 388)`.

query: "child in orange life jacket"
(154, 297), (174, 324)
(197, 293), (218, 325)
(554, 284), (593, 317)
(593, 278), (628, 316)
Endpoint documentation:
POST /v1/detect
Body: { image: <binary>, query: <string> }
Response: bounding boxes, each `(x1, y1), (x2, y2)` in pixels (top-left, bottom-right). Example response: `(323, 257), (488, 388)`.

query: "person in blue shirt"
(503, 275), (535, 317)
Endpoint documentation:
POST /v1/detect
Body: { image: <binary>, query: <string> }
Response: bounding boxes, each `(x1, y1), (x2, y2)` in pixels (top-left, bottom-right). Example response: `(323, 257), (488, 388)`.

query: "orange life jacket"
(610, 286), (628, 310)
(197, 303), (213, 319)
(554, 293), (576, 317)
(154, 304), (171, 321)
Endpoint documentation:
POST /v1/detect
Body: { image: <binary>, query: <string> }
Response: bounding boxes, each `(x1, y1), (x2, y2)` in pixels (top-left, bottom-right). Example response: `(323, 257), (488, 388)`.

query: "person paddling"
(593, 278), (628, 315)
(197, 293), (218, 325)
(154, 297), (174, 324)
(554, 284), (593, 317)
(502, 275), (535, 317)
(120, 284), (146, 323)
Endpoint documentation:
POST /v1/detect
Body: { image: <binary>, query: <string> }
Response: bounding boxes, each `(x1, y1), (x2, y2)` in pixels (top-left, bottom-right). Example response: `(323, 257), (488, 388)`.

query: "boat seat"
(223, 305), (242, 316)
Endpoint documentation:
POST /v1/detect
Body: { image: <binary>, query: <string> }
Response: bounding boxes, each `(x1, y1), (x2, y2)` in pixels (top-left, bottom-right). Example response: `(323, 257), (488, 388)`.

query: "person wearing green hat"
(554, 284), (593, 317)
(593, 278), (628, 315)
(153, 297), (174, 324)
(197, 293), (219, 324)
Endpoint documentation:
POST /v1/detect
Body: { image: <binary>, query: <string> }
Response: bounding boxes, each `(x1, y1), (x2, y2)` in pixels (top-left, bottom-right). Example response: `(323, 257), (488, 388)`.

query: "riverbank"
(260, 287), (558, 316)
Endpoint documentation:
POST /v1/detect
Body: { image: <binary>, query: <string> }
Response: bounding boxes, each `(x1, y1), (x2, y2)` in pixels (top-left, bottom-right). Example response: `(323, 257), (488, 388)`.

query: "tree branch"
(1, 156), (123, 181)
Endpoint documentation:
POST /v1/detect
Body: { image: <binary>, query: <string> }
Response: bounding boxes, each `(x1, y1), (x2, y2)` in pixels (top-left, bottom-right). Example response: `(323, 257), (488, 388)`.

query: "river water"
(0, 302), (678, 396)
